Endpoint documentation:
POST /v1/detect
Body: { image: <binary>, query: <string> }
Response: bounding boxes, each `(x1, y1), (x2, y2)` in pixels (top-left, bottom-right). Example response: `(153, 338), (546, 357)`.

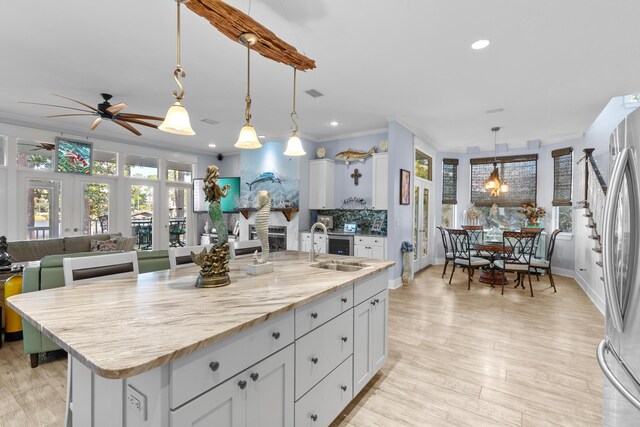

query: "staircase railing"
(577, 148), (608, 264)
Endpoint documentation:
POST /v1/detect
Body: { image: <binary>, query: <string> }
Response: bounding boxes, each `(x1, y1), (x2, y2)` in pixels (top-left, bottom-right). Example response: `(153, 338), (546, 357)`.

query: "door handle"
(597, 339), (640, 410)
(602, 148), (634, 332)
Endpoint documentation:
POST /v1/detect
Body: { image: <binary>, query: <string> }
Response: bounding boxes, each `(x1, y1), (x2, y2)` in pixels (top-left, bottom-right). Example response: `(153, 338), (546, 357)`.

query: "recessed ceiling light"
(208, 143), (216, 148)
(258, 135), (266, 139)
(330, 121), (340, 127)
(471, 39), (490, 50)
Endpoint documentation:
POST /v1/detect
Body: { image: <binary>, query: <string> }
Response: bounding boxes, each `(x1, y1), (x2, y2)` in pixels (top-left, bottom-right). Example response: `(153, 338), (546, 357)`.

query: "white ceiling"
(1, 0), (639, 155)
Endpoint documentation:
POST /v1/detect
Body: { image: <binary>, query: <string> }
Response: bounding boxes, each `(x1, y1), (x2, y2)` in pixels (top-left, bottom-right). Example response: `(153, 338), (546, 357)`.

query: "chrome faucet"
(309, 222), (328, 262)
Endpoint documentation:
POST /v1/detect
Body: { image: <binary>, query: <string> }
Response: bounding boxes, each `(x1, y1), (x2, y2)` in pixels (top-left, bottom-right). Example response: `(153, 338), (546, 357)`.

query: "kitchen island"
(8, 251), (394, 427)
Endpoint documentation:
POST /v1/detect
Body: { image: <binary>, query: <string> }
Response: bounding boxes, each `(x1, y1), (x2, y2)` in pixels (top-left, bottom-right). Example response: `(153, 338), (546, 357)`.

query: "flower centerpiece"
(401, 241), (414, 285)
(517, 203), (546, 226)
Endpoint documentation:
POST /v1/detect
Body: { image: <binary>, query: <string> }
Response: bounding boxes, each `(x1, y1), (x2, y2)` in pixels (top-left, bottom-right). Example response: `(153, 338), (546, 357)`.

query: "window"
(93, 150), (117, 175)
(167, 160), (193, 183)
(16, 139), (54, 170)
(442, 158), (458, 204)
(470, 154), (538, 207)
(124, 154), (158, 179)
(0, 135), (6, 166)
(440, 204), (456, 228)
(552, 148), (572, 206)
(555, 206), (572, 233)
(415, 150), (432, 180)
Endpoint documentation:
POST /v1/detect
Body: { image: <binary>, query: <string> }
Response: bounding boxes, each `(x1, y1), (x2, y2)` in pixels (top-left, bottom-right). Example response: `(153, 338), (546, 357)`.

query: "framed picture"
(55, 137), (92, 174)
(371, 214), (384, 232)
(400, 169), (410, 205)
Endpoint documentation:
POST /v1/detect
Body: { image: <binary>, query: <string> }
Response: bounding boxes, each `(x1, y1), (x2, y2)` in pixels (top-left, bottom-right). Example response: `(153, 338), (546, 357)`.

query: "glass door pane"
(82, 183), (110, 235)
(131, 185), (154, 250)
(422, 188), (429, 258)
(168, 187), (188, 247)
(413, 185), (419, 261)
(26, 179), (61, 240)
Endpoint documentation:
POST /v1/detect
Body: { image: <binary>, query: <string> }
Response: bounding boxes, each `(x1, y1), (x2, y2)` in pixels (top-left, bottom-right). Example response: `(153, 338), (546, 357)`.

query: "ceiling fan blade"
(19, 101), (94, 113)
(106, 103), (128, 115)
(114, 119), (142, 136)
(52, 93), (99, 112)
(117, 113), (164, 121)
(90, 117), (103, 130)
(44, 113), (95, 118)
(119, 118), (158, 129)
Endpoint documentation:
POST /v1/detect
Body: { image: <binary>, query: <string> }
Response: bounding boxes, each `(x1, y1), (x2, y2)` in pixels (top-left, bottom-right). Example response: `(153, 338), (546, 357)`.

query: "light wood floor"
(0, 266), (604, 426)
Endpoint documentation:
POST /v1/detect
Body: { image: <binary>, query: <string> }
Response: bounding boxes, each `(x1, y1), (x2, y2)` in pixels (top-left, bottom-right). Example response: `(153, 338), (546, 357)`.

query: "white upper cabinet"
(308, 159), (335, 210)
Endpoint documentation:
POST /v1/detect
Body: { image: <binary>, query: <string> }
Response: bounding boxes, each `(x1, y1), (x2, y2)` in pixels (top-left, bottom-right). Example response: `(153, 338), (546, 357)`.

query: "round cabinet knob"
(310, 414), (318, 421)
(238, 380), (247, 390)
(341, 385), (347, 391)
(311, 357), (319, 364)
(311, 312), (318, 319)
(341, 336), (348, 342)
(73, 228), (79, 232)
(371, 300), (377, 306)
(250, 372), (259, 381)
(375, 298), (380, 304)
(272, 331), (281, 340)
(209, 361), (220, 372)
(341, 297), (348, 303)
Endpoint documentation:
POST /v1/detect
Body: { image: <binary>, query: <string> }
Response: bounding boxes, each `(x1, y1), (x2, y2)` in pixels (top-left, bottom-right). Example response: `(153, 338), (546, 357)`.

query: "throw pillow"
(90, 238), (118, 252)
(115, 237), (137, 252)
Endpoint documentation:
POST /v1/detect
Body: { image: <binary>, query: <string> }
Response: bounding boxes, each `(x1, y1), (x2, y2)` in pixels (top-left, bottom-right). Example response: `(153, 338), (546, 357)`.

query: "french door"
(413, 177), (434, 272)
(19, 172), (116, 239)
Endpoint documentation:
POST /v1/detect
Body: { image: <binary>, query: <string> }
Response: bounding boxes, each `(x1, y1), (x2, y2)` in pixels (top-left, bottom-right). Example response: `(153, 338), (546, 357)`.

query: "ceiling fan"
(21, 93), (164, 136)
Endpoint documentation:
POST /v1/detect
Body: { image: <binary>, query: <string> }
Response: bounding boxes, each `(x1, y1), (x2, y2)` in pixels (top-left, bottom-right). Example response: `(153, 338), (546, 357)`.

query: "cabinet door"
(246, 345), (294, 427)
(353, 300), (373, 395)
(170, 372), (245, 427)
(353, 244), (368, 258)
(371, 245), (385, 260)
(371, 289), (388, 372)
(315, 235), (327, 254)
(309, 160), (335, 209)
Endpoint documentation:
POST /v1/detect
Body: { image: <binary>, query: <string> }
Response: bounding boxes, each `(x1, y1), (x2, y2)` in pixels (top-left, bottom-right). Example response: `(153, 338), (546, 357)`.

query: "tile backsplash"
(311, 209), (387, 235)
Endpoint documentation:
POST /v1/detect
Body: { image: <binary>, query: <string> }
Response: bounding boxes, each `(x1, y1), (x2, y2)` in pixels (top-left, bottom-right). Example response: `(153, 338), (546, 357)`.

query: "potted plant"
(401, 241), (414, 285)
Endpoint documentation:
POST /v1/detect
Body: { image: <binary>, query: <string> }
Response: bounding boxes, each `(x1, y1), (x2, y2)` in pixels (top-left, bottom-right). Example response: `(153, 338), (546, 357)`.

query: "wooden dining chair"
(437, 226), (454, 278)
(494, 231), (537, 296)
(446, 229), (490, 290)
(529, 229), (561, 292)
(61, 251), (139, 426)
(169, 244), (213, 269)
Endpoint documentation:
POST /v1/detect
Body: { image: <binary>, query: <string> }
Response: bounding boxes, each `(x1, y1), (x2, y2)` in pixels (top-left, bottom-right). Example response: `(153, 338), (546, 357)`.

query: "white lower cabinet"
(353, 289), (388, 396)
(295, 356), (353, 427)
(300, 233), (327, 255)
(170, 344), (294, 427)
(353, 236), (386, 260)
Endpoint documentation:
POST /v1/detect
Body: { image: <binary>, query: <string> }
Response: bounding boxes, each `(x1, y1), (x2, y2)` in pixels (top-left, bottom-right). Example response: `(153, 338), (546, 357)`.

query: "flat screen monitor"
(193, 177), (240, 213)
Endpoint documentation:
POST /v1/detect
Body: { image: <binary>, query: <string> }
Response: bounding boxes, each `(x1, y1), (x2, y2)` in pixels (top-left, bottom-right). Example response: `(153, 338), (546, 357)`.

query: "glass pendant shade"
(235, 124), (262, 149)
(500, 182), (509, 193)
(284, 134), (305, 156)
(158, 101), (195, 136)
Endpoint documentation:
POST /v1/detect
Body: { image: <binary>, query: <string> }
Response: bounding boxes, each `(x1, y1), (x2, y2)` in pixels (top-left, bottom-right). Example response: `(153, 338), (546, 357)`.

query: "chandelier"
(484, 127), (509, 196)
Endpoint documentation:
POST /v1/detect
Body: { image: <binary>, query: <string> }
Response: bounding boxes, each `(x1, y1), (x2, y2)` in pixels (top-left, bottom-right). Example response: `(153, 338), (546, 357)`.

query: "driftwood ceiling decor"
(185, 0), (316, 71)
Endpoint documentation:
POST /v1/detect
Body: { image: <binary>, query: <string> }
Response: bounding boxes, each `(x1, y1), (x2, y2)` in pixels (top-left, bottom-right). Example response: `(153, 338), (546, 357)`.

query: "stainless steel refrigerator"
(599, 108), (640, 426)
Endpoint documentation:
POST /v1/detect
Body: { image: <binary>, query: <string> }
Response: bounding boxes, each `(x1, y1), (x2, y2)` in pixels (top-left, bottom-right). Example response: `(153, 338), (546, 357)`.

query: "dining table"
(472, 240), (513, 285)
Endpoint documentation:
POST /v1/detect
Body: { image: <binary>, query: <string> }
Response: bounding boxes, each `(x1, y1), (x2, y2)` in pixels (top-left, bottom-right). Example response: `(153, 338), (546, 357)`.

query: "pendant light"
(159, 0), (195, 136)
(235, 33), (262, 149)
(284, 67), (306, 156)
(484, 127), (509, 196)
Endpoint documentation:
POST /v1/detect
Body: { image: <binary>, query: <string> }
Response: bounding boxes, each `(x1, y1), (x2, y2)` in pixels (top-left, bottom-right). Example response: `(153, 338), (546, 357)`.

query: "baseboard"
(551, 267), (574, 278)
(574, 272), (605, 315)
(388, 277), (403, 289)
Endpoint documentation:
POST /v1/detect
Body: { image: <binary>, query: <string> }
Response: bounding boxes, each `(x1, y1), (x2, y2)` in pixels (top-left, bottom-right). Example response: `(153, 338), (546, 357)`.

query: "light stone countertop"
(8, 251), (393, 380)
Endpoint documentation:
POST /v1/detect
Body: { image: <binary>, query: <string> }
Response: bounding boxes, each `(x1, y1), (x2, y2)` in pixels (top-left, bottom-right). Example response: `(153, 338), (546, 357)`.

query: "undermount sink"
(311, 260), (368, 272)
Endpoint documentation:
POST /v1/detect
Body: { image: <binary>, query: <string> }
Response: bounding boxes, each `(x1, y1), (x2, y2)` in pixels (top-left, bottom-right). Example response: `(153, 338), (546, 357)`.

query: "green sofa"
(5, 234), (171, 367)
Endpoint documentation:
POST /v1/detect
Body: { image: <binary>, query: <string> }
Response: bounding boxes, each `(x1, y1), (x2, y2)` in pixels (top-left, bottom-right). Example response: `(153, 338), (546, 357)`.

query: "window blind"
(470, 154), (538, 207)
(442, 158), (458, 204)
(552, 147), (573, 206)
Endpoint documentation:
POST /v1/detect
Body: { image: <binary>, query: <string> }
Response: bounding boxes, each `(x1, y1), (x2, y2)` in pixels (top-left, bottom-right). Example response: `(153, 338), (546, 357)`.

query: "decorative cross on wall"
(351, 169), (362, 186)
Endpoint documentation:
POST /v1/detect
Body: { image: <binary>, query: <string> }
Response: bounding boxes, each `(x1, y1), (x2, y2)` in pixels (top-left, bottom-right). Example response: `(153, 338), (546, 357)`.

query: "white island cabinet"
(8, 252), (393, 427)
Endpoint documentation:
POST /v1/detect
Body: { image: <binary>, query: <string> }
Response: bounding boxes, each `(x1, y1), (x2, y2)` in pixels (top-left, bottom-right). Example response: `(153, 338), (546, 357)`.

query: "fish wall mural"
(240, 141), (300, 208)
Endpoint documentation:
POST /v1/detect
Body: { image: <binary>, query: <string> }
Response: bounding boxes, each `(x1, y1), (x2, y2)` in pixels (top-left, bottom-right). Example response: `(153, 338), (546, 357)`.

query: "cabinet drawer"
(170, 311), (294, 408)
(354, 236), (385, 247)
(295, 284), (353, 338)
(295, 356), (353, 427)
(295, 309), (353, 400)
(354, 271), (387, 306)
